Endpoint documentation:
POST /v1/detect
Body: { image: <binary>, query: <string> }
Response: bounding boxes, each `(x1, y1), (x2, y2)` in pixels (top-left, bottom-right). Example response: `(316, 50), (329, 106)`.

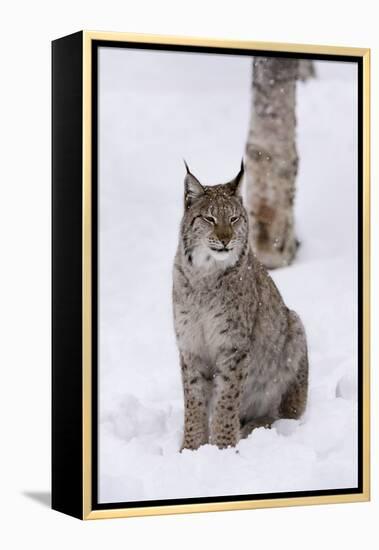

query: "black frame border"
(52, 31), (84, 520)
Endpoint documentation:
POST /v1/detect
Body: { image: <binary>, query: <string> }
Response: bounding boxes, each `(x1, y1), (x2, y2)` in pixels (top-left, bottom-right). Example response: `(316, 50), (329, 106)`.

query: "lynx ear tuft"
(227, 159), (245, 196)
(183, 160), (204, 207)
(183, 159), (191, 174)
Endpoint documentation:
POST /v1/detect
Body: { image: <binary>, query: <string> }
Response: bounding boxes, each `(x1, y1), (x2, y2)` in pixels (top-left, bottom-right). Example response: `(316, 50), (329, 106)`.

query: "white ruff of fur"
(191, 243), (239, 271)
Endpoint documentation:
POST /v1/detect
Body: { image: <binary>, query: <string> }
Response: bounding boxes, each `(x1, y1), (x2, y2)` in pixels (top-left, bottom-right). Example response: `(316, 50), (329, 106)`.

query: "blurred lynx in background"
(173, 162), (308, 450)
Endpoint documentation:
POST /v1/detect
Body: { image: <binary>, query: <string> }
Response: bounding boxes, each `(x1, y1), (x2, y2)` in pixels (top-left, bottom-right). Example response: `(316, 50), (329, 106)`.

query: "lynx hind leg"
(279, 310), (309, 420)
(240, 416), (275, 439)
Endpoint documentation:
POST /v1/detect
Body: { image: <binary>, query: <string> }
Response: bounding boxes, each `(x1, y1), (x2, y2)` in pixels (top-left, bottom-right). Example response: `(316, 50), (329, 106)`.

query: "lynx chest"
(173, 282), (228, 365)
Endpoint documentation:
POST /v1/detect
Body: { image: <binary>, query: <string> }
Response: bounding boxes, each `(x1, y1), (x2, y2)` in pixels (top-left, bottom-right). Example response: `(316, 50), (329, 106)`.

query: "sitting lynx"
(172, 161), (308, 451)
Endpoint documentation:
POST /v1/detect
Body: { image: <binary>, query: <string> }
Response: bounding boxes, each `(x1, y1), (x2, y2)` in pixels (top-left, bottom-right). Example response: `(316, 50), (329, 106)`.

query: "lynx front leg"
(210, 350), (248, 449)
(180, 353), (211, 451)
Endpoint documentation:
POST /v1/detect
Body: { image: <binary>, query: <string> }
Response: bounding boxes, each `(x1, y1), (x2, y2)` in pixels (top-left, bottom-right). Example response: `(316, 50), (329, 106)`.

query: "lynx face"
(181, 163), (248, 269)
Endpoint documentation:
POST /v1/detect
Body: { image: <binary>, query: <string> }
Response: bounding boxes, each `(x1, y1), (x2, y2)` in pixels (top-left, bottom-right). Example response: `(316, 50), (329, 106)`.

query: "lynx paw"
(180, 434), (208, 452)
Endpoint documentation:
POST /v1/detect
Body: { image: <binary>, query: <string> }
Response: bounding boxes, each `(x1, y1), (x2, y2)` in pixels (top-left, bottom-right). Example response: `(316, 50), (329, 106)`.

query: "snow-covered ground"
(98, 47), (358, 503)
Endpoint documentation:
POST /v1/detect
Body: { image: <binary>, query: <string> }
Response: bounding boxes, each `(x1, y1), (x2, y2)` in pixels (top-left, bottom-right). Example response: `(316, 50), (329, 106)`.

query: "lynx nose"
(215, 225), (233, 248)
(215, 227), (232, 248)
(220, 237), (231, 248)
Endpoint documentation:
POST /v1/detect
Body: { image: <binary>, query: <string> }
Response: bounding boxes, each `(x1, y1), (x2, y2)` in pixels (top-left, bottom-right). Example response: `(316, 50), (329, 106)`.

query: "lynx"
(172, 161), (308, 451)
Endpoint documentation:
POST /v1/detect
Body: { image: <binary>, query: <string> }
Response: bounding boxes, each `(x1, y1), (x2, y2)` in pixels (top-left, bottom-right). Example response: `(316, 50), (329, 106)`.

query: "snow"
(98, 48), (358, 503)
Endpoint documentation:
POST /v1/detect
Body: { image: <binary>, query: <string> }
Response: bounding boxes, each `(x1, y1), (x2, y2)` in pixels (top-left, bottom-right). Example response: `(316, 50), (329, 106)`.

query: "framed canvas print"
(52, 31), (370, 520)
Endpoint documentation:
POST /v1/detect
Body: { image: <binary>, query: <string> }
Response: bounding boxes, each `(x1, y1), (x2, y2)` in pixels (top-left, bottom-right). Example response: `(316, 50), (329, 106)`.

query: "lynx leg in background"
(279, 311), (309, 419)
(240, 416), (275, 439)
(279, 354), (308, 419)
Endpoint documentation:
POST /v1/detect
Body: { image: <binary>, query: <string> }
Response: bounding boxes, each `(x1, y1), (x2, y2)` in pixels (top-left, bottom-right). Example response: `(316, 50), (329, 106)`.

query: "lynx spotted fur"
(172, 162), (308, 450)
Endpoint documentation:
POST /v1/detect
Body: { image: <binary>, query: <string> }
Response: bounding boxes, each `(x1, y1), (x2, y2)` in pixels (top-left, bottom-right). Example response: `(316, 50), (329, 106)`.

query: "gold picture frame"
(52, 30), (370, 520)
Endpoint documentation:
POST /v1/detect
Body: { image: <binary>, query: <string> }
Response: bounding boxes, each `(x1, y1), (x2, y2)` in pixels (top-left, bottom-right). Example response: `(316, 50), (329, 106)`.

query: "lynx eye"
(202, 215), (216, 224)
(230, 216), (240, 224)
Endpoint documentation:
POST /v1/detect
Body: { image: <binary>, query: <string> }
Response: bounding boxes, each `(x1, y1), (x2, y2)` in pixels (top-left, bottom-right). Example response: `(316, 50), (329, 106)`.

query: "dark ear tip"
(183, 159), (191, 174)
(240, 158), (245, 173)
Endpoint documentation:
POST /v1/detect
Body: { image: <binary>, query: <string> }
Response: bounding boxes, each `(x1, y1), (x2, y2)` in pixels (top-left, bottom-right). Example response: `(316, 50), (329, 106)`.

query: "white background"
(0, 1), (377, 549)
